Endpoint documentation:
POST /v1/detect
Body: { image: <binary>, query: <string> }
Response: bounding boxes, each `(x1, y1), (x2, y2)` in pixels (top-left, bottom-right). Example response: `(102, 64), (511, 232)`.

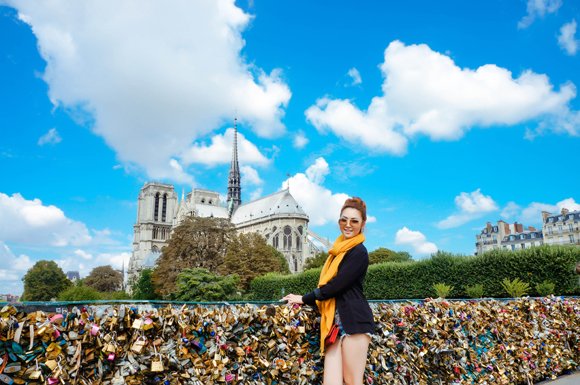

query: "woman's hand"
(282, 294), (303, 305)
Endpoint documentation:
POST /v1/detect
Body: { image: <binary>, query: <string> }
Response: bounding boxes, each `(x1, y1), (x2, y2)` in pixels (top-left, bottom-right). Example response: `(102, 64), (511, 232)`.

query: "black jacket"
(302, 243), (375, 335)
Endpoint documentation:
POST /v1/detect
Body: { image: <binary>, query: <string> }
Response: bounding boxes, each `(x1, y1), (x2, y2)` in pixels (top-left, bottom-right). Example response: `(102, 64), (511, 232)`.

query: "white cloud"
(55, 250), (130, 280)
(501, 201), (521, 219)
(306, 40), (577, 154)
(518, 0), (562, 29)
(181, 128), (269, 167)
(249, 187), (263, 201)
(0, 242), (34, 294)
(395, 227), (438, 256)
(437, 189), (498, 229)
(7, 0), (290, 183)
(37, 128), (62, 146)
(240, 165), (263, 186)
(0, 192), (92, 246)
(293, 131), (309, 149)
(558, 20), (578, 56)
(519, 197), (580, 224)
(282, 157), (376, 226)
(347, 67), (362, 86)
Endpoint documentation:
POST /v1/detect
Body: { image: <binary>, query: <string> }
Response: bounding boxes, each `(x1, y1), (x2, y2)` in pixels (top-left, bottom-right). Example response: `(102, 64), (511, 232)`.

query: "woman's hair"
(341, 197), (367, 221)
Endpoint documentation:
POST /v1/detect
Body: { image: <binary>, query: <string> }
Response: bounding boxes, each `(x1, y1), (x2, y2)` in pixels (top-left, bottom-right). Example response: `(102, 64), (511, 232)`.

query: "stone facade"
(475, 220), (540, 255)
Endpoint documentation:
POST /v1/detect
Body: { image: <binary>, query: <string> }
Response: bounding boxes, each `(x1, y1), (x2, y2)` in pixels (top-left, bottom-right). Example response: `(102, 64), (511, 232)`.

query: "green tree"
(303, 251), (329, 270)
(153, 215), (235, 297)
(132, 269), (159, 300)
(84, 265), (123, 292)
(174, 268), (239, 301)
(369, 248), (412, 264)
(220, 232), (290, 291)
(58, 285), (102, 301)
(22, 260), (71, 301)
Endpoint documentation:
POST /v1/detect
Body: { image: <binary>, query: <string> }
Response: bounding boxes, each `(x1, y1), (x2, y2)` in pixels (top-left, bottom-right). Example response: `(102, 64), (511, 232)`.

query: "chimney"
(541, 211), (551, 223)
(504, 222), (510, 235)
(561, 208), (569, 215)
(528, 226), (536, 231)
(514, 222), (523, 233)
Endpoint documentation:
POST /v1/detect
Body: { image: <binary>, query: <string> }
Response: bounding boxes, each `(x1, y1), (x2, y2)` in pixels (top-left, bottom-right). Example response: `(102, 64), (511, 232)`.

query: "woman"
(283, 197), (375, 385)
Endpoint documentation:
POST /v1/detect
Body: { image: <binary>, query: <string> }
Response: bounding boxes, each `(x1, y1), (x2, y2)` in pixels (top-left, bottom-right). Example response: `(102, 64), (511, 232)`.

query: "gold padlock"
(151, 359), (164, 372)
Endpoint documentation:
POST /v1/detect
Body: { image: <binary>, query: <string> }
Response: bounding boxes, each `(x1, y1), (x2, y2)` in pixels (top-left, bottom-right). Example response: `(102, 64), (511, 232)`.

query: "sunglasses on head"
(338, 217), (362, 225)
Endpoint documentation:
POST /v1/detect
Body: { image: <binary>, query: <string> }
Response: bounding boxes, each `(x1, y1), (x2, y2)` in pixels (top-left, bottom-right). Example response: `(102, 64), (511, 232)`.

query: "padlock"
(107, 353), (116, 361)
(151, 359), (164, 372)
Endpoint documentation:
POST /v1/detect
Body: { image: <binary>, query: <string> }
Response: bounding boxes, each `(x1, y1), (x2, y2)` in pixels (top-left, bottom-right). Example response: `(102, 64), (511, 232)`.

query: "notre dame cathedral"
(127, 121), (323, 285)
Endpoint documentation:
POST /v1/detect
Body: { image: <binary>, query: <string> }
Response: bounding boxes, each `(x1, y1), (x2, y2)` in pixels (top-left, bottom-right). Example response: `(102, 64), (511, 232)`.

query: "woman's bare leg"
(341, 334), (370, 385)
(323, 338), (344, 385)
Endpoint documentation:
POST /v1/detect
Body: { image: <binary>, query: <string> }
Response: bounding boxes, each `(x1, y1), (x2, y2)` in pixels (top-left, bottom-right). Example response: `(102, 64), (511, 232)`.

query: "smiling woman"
(283, 197), (375, 385)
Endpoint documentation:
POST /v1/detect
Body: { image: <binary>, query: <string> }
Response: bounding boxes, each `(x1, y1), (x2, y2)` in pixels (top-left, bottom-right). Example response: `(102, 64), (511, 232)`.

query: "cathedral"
(127, 121), (321, 285)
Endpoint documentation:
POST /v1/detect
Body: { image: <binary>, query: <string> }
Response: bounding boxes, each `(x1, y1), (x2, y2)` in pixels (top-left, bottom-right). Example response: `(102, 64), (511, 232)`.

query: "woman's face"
(338, 207), (364, 239)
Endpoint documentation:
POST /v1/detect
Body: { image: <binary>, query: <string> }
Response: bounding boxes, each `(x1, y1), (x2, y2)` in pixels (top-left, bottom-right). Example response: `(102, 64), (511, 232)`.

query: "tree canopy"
(303, 251), (329, 270)
(22, 260), (71, 301)
(84, 265), (123, 292)
(131, 268), (159, 300)
(369, 248), (413, 264)
(220, 232), (290, 290)
(174, 268), (239, 301)
(153, 215), (235, 297)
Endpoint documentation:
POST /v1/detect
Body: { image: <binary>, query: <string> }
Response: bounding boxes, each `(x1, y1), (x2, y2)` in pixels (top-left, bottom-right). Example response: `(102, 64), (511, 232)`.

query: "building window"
(273, 234), (279, 249)
(162, 194), (168, 222)
(296, 235), (302, 251)
(570, 234), (576, 244)
(283, 226), (292, 250)
(521, 243), (525, 249)
(511, 245), (515, 251)
(154, 192), (160, 221)
(548, 227), (553, 235)
(569, 224), (573, 232)
(558, 225), (563, 233)
(298, 226), (303, 235)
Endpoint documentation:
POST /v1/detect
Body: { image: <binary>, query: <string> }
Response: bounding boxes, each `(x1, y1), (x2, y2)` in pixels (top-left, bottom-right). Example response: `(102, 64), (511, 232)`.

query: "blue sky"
(1, 0), (578, 294)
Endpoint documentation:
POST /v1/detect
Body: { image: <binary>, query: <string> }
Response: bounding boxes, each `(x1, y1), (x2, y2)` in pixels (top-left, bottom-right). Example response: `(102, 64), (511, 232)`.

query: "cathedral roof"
(195, 203), (229, 219)
(231, 189), (307, 225)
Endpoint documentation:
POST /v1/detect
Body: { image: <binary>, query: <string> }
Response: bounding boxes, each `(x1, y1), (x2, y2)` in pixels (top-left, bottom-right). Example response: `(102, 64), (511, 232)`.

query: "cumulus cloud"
(7, 0), (290, 183)
(437, 189), (499, 229)
(347, 67), (362, 86)
(501, 201), (521, 219)
(0, 242), (34, 294)
(518, 0), (562, 29)
(37, 128), (62, 146)
(395, 227), (438, 256)
(517, 197), (580, 224)
(293, 131), (309, 149)
(181, 128), (269, 167)
(56, 250), (130, 278)
(306, 40), (577, 154)
(558, 20), (578, 56)
(0, 192), (92, 246)
(240, 165), (263, 186)
(282, 157), (375, 226)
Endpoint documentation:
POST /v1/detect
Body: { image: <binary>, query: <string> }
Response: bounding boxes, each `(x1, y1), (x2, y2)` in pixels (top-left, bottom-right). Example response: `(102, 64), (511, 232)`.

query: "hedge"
(249, 245), (580, 300)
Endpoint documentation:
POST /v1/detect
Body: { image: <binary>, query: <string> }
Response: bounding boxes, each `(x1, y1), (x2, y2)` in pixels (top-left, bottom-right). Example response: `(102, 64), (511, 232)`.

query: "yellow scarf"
(316, 233), (365, 353)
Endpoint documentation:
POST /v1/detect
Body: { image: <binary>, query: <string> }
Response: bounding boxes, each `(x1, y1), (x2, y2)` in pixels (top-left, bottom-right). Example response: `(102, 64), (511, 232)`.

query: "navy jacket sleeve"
(302, 244), (368, 305)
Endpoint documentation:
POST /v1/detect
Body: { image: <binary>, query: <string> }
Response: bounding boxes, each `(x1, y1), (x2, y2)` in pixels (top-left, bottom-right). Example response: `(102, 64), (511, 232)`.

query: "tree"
(153, 215), (235, 297)
(369, 248), (413, 264)
(174, 268), (239, 301)
(84, 265), (123, 292)
(132, 269), (159, 300)
(22, 260), (71, 301)
(303, 251), (329, 270)
(220, 232), (290, 291)
(58, 285), (102, 301)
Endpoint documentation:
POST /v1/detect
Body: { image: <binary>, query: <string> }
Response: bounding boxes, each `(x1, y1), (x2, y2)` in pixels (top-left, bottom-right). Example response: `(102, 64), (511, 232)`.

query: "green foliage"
(250, 246), (580, 300)
(369, 248), (413, 264)
(58, 285), (102, 301)
(464, 284), (485, 298)
(153, 216), (235, 297)
(174, 268), (240, 301)
(535, 280), (556, 296)
(433, 283), (453, 298)
(106, 291), (131, 300)
(22, 260), (71, 301)
(132, 269), (159, 300)
(84, 265), (123, 292)
(501, 278), (530, 297)
(220, 233), (289, 291)
(303, 252), (328, 270)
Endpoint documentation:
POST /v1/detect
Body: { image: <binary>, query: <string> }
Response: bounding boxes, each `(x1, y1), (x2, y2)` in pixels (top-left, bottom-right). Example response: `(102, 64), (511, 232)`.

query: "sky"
(0, 0), (579, 295)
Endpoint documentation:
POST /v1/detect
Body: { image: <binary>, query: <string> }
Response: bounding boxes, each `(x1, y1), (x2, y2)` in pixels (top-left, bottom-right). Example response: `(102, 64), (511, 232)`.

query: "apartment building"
(476, 220), (541, 255)
(542, 208), (580, 246)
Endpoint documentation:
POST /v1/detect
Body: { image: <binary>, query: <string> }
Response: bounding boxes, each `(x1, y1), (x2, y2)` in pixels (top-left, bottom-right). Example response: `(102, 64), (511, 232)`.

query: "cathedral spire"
(227, 117), (242, 215)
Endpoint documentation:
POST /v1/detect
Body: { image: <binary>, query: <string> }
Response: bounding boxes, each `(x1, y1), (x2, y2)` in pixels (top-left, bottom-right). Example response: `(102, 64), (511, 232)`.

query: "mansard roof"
(231, 189), (307, 225)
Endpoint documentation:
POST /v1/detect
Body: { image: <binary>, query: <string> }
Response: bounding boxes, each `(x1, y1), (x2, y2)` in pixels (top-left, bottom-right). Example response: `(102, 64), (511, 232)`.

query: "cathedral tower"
(226, 118), (242, 215)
